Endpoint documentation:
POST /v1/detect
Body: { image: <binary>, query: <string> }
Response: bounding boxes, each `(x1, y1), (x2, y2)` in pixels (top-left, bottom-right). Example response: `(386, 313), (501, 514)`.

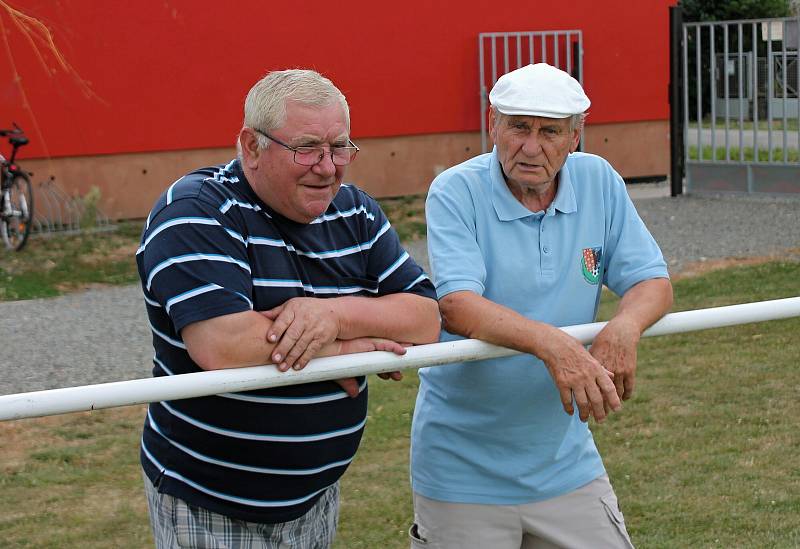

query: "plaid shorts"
(143, 470), (339, 548)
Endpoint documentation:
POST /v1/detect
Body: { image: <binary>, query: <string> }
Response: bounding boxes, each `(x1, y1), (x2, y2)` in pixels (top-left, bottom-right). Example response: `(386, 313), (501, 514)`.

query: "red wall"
(1, 0), (676, 160)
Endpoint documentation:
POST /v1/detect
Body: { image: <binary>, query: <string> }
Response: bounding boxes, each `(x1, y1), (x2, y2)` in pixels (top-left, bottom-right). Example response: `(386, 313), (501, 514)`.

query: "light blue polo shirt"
(410, 149), (668, 504)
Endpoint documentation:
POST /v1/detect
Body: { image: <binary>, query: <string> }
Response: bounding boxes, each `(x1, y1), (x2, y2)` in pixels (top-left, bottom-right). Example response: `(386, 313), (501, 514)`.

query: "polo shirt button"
(543, 246), (550, 254)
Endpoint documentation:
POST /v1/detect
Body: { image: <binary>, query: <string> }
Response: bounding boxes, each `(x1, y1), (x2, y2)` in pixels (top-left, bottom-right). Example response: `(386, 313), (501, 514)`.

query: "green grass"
(689, 119), (799, 132)
(378, 194), (427, 242)
(592, 261), (800, 548)
(688, 144), (800, 162)
(0, 223), (143, 301)
(2, 260), (798, 547)
(0, 408), (152, 548)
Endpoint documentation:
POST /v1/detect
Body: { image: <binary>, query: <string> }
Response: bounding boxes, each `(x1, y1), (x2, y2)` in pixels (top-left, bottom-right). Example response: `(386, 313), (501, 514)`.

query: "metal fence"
(683, 17), (800, 194)
(478, 30), (584, 152)
(32, 177), (112, 236)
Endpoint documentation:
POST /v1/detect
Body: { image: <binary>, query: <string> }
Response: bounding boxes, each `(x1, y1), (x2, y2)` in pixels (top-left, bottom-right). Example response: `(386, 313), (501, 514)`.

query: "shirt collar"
(231, 158), (278, 216)
(490, 148), (577, 220)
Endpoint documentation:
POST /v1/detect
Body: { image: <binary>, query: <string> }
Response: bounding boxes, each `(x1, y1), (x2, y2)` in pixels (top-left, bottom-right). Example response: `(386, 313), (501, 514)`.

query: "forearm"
(441, 290), (621, 421)
(439, 291), (564, 361)
(331, 293), (441, 344)
(182, 311), (342, 370)
(608, 278), (673, 334)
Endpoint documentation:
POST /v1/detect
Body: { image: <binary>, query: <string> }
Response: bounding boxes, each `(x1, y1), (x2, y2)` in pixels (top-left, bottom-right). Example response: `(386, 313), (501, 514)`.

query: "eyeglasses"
(254, 129), (359, 166)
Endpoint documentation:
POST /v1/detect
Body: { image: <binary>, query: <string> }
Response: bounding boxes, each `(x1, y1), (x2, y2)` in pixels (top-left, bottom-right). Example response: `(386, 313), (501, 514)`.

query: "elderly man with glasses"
(137, 69), (439, 548)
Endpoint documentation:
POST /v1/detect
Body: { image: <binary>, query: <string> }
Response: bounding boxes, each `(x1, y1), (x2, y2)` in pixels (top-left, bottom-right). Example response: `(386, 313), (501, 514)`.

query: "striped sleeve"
(358, 192), (436, 299)
(140, 198), (254, 333)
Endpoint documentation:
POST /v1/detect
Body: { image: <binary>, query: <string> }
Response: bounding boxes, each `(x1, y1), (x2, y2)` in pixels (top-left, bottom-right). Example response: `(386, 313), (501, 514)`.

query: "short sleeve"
(139, 198), (254, 333)
(360, 192), (436, 300)
(425, 175), (488, 299)
(602, 174), (669, 296)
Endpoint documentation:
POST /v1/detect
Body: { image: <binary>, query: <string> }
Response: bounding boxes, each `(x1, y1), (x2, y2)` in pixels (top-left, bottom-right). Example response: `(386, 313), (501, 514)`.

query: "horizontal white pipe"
(1, 297), (799, 422)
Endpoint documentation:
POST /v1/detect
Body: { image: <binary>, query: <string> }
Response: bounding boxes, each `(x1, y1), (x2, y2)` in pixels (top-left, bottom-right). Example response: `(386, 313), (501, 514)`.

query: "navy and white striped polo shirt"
(136, 159), (435, 523)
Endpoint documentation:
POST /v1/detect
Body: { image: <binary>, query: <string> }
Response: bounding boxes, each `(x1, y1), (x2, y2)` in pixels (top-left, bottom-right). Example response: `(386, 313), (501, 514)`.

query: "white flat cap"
(489, 63), (590, 118)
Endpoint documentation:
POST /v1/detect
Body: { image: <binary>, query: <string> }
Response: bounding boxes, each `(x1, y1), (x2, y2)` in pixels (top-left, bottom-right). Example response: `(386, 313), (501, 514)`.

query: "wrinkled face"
(489, 110), (580, 193)
(241, 100), (349, 223)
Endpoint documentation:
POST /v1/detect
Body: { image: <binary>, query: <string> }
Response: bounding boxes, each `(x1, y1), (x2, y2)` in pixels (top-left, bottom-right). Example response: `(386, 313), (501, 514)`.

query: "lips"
(299, 182), (339, 201)
(300, 180), (335, 190)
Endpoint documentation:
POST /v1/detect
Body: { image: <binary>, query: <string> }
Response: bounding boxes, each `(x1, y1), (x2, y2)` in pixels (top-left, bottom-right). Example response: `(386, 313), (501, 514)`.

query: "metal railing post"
(669, 5), (685, 196)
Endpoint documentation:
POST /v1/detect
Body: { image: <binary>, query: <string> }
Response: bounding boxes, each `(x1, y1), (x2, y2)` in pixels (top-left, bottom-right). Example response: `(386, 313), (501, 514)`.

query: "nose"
(520, 132), (543, 156)
(313, 150), (337, 176)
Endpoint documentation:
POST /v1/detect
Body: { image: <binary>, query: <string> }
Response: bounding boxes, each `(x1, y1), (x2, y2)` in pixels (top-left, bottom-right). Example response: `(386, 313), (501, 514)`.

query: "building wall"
(2, 0), (677, 217)
(21, 120), (668, 220)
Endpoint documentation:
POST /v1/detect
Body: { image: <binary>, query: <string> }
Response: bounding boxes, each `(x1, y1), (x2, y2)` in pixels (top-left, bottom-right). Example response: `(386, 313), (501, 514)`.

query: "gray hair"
(491, 106), (587, 133)
(568, 112), (588, 132)
(240, 69), (350, 150)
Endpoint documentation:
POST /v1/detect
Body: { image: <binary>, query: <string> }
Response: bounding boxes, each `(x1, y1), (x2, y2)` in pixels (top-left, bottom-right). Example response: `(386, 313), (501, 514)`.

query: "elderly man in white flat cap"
(409, 63), (673, 548)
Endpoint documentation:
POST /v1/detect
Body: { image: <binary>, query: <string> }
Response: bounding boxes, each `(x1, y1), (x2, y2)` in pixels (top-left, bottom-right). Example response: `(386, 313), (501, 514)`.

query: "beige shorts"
(410, 474), (634, 549)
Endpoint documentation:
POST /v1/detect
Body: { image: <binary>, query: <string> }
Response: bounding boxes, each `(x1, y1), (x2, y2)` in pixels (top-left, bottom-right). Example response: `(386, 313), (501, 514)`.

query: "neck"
(506, 178), (558, 213)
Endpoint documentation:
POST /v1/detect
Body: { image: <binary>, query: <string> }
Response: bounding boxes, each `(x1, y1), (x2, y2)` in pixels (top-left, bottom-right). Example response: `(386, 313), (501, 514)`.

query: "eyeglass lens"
(294, 146), (357, 166)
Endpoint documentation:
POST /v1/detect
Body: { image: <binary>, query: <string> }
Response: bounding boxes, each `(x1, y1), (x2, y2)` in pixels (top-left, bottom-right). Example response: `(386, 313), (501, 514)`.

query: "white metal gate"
(478, 30), (584, 152)
(682, 17), (800, 194)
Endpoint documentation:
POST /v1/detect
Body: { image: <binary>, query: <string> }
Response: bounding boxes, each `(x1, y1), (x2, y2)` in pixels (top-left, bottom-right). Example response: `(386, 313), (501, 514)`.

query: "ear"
(488, 108), (498, 143)
(569, 127), (582, 153)
(239, 128), (262, 169)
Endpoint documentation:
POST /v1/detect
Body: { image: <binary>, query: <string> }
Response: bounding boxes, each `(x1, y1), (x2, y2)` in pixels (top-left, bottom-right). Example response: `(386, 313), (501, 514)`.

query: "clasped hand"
(261, 297), (342, 371)
(260, 297), (405, 398)
(539, 326), (622, 423)
(588, 317), (641, 402)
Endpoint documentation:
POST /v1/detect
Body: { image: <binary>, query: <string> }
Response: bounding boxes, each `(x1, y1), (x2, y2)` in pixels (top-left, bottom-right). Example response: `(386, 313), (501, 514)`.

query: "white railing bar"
(1, 297), (798, 422)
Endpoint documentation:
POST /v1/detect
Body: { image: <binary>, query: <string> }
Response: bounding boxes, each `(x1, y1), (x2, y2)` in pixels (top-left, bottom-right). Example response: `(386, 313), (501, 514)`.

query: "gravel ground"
(1, 190), (798, 396)
(403, 190), (800, 276)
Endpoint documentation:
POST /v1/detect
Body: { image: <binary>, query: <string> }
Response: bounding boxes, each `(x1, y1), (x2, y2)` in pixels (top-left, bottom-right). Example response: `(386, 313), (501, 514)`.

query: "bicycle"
(0, 123), (34, 251)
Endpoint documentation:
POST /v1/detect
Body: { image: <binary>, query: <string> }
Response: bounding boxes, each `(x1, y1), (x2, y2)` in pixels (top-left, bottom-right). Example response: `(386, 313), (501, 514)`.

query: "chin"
(303, 201), (334, 220)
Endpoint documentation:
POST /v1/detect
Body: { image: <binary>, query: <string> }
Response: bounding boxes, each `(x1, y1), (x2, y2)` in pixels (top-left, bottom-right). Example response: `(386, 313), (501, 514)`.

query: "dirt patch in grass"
(54, 281), (113, 292)
(0, 419), (39, 469)
(673, 248), (800, 280)
(78, 242), (140, 266)
(0, 408), (143, 470)
(0, 412), (93, 469)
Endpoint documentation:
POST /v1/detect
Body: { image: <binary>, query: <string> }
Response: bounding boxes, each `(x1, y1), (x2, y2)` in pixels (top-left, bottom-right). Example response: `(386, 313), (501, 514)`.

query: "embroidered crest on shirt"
(581, 247), (602, 285)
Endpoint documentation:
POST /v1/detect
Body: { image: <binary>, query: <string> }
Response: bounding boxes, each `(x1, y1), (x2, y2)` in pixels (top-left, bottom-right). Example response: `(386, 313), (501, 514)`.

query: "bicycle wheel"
(1, 171), (33, 251)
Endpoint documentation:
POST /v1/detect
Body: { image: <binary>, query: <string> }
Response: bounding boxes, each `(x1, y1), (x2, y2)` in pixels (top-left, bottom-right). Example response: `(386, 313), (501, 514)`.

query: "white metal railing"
(1, 297), (799, 422)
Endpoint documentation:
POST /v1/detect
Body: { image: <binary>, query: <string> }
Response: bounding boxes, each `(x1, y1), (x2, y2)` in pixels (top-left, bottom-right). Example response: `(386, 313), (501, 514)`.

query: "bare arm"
(181, 310), (282, 371)
(334, 293), (441, 343)
(262, 293), (440, 370)
(181, 310), (408, 397)
(439, 290), (620, 422)
(589, 277), (673, 400)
